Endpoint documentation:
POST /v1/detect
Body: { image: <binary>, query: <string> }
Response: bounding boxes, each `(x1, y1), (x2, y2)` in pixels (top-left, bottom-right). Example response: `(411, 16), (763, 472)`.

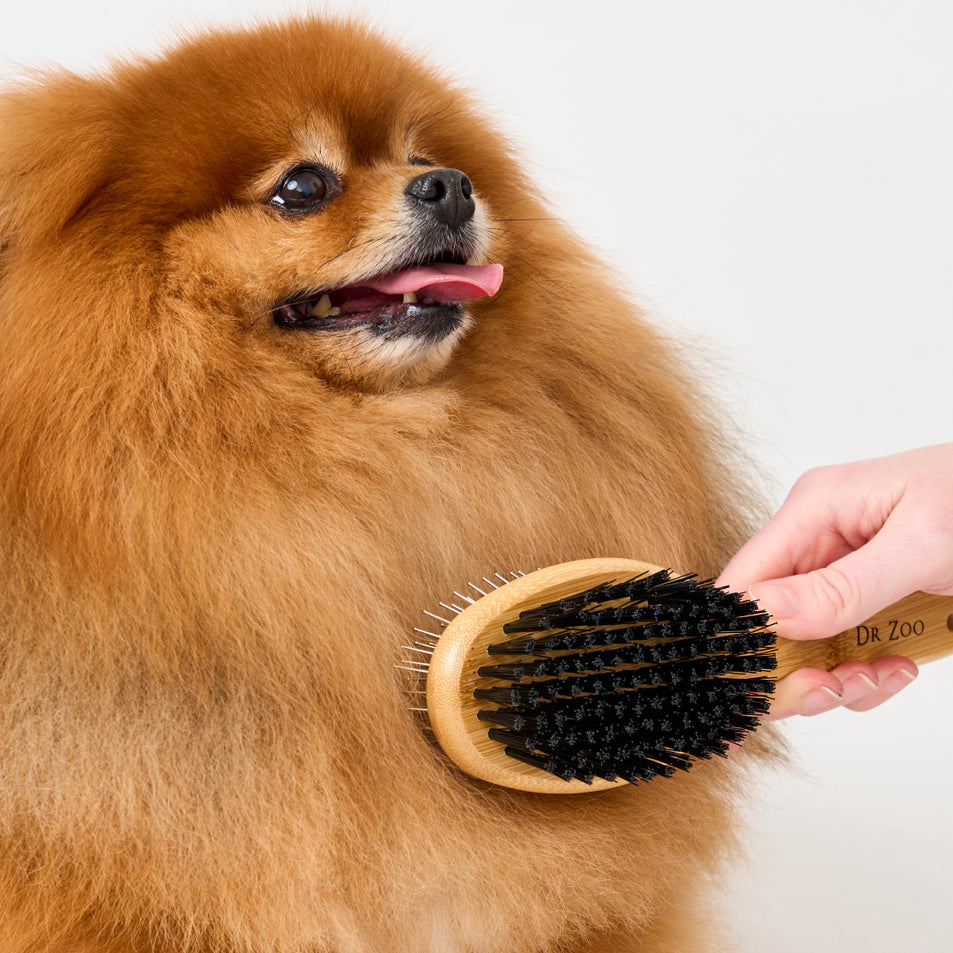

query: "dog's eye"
(270, 166), (337, 213)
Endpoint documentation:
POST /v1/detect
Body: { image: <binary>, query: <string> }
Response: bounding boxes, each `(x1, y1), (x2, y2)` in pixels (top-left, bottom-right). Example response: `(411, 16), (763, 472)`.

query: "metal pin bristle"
(423, 610), (453, 626)
(403, 641), (435, 653)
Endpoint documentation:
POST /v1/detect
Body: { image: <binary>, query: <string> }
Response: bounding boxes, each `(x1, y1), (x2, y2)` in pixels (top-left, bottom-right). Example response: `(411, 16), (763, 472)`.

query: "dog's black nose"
(405, 168), (475, 230)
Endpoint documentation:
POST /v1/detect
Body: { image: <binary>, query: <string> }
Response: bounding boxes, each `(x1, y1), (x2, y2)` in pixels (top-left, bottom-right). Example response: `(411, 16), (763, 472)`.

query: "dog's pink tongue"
(365, 263), (503, 302)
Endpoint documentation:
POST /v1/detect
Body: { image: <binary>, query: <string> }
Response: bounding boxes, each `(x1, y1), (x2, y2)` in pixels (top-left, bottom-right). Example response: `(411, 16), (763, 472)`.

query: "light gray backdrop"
(4, 1), (952, 949)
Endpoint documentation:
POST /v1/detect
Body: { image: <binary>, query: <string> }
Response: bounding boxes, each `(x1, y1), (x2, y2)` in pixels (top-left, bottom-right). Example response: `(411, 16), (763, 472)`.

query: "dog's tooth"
(328, 307), (341, 317)
(403, 292), (418, 304)
(308, 293), (333, 318)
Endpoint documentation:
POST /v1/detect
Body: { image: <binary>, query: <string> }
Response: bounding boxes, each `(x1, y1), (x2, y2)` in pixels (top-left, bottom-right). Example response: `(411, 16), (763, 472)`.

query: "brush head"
(417, 558), (776, 794)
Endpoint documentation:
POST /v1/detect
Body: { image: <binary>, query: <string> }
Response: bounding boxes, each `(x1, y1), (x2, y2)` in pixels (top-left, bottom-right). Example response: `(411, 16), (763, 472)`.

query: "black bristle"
(472, 569), (776, 785)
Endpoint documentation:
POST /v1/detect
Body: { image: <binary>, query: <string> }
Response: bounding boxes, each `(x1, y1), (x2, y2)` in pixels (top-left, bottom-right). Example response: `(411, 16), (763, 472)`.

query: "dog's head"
(0, 19), (514, 392)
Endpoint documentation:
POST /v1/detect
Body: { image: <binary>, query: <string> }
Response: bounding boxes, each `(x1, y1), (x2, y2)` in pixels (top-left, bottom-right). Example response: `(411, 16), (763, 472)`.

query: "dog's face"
(268, 162), (500, 382)
(163, 96), (504, 391)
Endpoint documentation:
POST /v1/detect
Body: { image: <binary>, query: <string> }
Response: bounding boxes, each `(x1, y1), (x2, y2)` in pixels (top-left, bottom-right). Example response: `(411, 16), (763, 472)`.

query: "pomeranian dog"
(0, 17), (770, 953)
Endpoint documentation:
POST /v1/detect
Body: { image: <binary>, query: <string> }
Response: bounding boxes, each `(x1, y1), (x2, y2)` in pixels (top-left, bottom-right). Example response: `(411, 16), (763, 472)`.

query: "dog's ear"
(0, 71), (117, 250)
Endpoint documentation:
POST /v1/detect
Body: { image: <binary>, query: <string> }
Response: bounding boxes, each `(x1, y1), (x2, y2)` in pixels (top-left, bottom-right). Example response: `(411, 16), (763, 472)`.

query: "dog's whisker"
(493, 217), (564, 223)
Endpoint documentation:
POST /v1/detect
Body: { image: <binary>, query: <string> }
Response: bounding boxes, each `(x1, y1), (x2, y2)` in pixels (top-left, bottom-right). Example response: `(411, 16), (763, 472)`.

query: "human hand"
(718, 443), (953, 719)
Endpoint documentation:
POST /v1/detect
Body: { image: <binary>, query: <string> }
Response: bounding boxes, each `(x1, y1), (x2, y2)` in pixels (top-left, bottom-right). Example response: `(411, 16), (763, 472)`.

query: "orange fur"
(0, 18), (773, 953)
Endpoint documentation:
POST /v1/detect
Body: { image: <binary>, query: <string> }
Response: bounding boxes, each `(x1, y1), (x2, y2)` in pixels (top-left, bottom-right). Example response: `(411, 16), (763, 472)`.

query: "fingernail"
(749, 583), (797, 620)
(884, 668), (917, 695)
(841, 673), (878, 704)
(802, 686), (842, 716)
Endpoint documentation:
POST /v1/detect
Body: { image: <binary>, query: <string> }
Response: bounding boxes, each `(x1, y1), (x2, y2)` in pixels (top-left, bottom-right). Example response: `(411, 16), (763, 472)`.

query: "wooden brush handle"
(774, 591), (953, 679)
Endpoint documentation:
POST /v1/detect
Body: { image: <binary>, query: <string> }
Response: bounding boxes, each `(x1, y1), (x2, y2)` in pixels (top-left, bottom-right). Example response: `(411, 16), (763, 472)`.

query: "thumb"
(748, 523), (923, 641)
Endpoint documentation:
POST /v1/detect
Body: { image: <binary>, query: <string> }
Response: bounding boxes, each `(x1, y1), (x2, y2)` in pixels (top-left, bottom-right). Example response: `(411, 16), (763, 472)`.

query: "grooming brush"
(405, 557), (953, 794)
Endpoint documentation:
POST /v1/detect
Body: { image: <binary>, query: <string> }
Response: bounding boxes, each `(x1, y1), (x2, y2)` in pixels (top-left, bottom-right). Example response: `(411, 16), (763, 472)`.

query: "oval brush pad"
(411, 558), (776, 794)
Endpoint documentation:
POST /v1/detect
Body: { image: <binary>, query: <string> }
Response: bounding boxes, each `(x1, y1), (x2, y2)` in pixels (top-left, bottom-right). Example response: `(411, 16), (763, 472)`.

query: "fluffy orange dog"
(0, 18), (769, 953)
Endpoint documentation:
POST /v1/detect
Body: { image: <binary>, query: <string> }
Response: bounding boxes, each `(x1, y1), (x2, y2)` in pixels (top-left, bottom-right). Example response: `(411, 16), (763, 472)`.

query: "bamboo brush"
(408, 557), (953, 794)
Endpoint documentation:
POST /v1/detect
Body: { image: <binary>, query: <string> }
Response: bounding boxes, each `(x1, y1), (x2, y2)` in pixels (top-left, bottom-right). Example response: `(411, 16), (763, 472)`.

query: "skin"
(717, 443), (953, 719)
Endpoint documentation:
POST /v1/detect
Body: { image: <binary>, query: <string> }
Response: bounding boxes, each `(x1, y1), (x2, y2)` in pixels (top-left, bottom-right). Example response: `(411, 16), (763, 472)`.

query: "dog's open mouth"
(275, 262), (504, 338)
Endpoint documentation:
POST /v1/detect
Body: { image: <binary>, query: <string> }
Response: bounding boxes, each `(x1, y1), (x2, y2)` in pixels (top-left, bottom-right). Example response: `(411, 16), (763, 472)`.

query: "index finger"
(717, 502), (849, 594)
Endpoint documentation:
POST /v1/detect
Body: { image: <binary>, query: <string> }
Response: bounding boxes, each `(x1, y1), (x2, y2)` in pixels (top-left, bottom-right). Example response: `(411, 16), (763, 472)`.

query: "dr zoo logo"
(855, 617), (925, 646)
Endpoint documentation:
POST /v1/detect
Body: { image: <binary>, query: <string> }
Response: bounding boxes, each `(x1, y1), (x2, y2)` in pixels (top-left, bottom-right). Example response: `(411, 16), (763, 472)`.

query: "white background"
(4, 2), (952, 950)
